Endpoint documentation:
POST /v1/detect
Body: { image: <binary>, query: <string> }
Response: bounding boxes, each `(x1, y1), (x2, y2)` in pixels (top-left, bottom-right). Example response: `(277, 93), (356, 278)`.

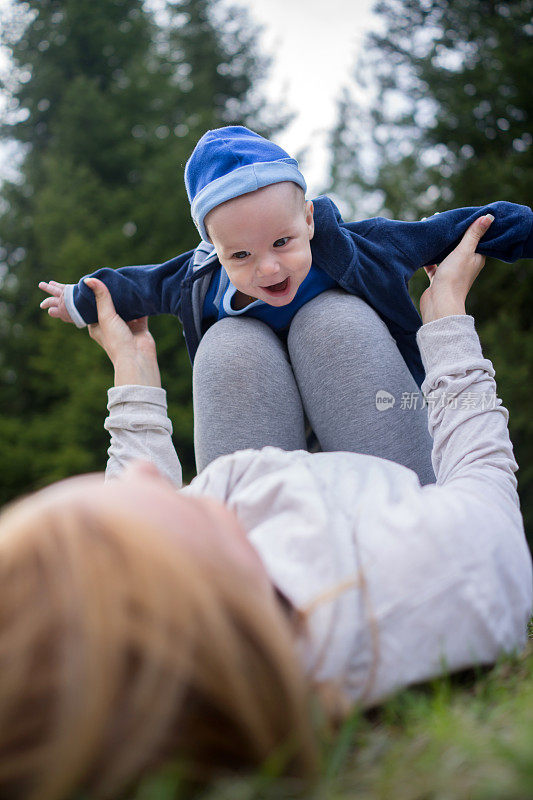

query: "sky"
(0, 0), (380, 190)
(243, 0), (379, 195)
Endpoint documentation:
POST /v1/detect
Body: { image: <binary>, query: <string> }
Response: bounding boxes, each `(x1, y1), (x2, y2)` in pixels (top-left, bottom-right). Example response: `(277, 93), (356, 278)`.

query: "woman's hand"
(85, 278), (161, 387)
(419, 214), (494, 325)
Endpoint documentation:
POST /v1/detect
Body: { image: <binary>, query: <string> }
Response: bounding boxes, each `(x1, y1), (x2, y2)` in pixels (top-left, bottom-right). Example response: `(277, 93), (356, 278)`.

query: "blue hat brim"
(192, 158), (307, 242)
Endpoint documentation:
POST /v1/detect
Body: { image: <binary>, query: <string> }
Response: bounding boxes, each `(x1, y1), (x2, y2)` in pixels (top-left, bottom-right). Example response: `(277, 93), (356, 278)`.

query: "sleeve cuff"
(64, 284), (88, 328)
(416, 315), (487, 381)
(107, 385), (168, 409)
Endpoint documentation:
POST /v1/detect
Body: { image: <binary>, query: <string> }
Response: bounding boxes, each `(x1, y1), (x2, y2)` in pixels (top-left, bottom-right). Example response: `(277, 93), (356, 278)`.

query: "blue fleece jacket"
(65, 197), (533, 388)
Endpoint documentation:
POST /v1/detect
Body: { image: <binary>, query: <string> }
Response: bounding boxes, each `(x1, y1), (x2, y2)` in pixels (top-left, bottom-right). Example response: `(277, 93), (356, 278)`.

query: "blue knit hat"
(184, 126), (307, 242)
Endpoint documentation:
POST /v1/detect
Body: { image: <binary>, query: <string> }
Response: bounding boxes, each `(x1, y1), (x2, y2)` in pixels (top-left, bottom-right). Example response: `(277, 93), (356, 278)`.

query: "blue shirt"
(202, 262), (339, 332)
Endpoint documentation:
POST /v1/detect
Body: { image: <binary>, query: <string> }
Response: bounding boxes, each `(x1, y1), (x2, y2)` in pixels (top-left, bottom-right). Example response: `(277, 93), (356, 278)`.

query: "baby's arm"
(350, 200), (533, 277)
(38, 248), (195, 328)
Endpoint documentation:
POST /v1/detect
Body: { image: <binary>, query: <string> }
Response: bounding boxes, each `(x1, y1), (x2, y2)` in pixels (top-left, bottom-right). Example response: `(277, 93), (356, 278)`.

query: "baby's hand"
(38, 280), (73, 323)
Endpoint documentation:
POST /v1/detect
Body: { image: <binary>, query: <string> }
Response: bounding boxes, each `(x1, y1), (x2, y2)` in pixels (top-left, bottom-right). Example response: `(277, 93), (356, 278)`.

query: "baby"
(39, 125), (533, 390)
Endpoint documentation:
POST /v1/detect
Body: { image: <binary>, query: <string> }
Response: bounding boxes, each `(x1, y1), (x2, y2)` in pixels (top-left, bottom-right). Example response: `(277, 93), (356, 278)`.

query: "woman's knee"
(194, 317), (288, 385)
(193, 317), (307, 467)
(288, 290), (392, 358)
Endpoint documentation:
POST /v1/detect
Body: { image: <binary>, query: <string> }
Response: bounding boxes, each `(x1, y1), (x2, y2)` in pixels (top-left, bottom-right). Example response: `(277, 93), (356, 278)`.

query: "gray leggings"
(193, 290), (435, 485)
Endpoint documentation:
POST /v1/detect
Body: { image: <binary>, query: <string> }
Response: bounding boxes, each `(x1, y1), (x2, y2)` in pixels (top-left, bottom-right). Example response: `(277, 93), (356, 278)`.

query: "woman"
(0, 218), (531, 800)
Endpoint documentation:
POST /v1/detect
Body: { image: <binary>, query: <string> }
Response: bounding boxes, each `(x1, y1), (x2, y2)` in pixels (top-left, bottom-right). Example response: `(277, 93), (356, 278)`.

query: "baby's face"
(206, 182), (314, 306)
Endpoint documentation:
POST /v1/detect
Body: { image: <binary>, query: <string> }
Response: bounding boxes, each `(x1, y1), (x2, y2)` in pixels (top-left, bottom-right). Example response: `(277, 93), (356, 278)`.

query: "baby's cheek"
(232, 273), (250, 290)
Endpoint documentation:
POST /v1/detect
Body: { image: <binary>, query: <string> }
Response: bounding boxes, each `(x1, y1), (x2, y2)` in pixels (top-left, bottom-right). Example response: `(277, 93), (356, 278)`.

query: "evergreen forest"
(0, 0), (285, 496)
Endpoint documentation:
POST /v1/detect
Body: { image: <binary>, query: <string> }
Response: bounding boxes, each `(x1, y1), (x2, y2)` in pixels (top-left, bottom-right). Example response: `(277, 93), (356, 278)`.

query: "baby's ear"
(305, 200), (315, 239)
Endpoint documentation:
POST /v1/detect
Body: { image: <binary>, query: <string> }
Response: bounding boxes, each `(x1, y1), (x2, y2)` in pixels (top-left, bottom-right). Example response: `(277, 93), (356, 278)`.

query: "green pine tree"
(0, 0), (285, 502)
(327, 0), (533, 537)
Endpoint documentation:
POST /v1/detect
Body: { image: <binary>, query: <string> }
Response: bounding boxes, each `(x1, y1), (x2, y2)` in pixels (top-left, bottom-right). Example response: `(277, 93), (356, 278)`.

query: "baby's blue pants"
(192, 289), (435, 485)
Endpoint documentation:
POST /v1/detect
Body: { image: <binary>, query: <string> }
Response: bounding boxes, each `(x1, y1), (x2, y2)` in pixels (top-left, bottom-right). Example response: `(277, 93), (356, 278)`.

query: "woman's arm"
(359, 311), (531, 706)
(85, 278), (182, 486)
(416, 217), (520, 497)
(359, 220), (532, 703)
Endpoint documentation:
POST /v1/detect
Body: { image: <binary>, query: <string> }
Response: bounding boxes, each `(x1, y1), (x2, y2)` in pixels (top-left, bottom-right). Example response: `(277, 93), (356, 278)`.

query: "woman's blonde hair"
(0, 490), (321, 800)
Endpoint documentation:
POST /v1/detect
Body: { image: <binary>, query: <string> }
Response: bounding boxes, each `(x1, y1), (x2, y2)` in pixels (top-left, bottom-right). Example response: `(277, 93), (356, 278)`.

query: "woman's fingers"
(424, 215), (493, 288)
(84, 277), (118, 324)
(419, 214), (496, 324)
(459, 214), (494, 253)
(84, 278), (137, 362)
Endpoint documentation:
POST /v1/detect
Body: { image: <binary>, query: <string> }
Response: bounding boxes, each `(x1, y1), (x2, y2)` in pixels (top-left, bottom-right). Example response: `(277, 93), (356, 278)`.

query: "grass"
(130, 637), (533, 800)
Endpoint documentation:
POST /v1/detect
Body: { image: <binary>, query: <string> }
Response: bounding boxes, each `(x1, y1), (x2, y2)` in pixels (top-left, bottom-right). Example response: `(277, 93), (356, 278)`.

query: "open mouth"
(261, 277), (290, 296)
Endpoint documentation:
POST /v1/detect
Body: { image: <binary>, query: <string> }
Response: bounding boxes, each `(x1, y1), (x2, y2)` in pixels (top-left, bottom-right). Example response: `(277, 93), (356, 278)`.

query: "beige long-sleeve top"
(104, 315), (532, 706)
